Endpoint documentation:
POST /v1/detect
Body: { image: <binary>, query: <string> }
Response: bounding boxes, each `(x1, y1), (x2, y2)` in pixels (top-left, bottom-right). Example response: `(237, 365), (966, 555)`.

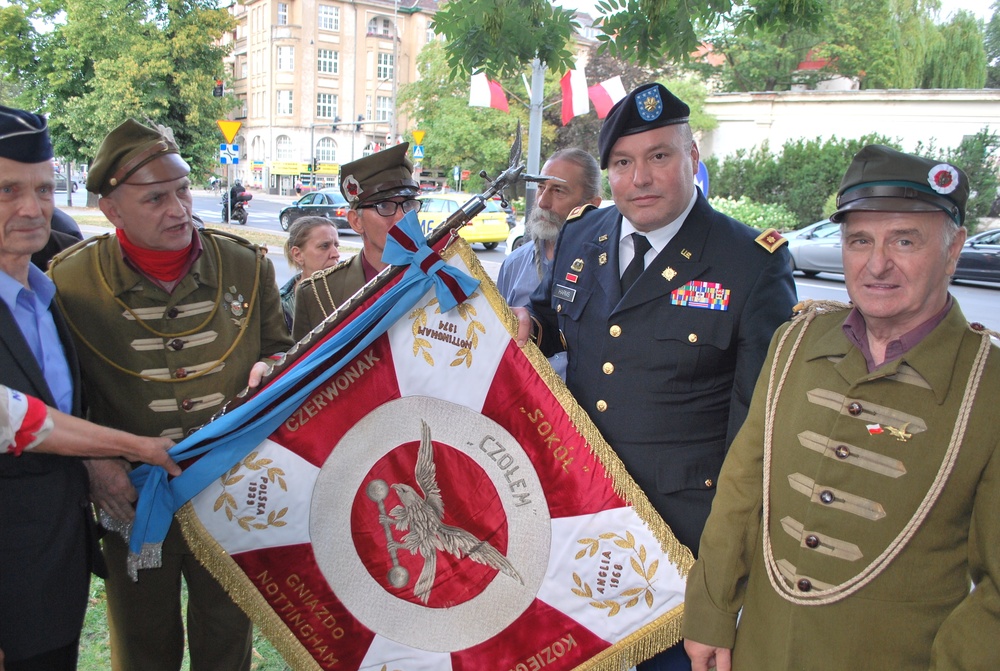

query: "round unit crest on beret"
(0, 105), (54, 163)
(87, 119), (190, 196)
(340, 142), (419, 207)
(831, 144), (968, 225)
(597, 83), (691, 169)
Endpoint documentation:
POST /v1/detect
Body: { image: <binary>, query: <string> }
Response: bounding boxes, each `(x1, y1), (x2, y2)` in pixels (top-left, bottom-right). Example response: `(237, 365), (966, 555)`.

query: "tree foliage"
(986, 1), (1000, 87)
(921, 10), (987, 89)
(0, 0), (234, 179)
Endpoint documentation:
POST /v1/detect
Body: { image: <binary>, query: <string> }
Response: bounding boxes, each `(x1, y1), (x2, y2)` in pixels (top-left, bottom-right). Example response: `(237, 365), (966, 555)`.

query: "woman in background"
(280, 216), (341, 333)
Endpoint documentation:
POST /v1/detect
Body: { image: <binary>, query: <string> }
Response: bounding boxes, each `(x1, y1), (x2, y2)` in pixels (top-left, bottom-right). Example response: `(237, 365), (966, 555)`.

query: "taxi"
(417, 193), (510, 250)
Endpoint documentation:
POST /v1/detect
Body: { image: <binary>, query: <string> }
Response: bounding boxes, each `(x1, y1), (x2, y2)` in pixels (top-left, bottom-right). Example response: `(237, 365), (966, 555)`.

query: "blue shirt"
(0, 264), (73, 413)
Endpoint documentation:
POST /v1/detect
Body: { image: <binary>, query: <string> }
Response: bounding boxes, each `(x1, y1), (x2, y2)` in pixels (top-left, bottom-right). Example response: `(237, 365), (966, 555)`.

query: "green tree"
(986, 1), (1000, 87)
(922, 10), (988, 89)
(3, 0), (234, 180)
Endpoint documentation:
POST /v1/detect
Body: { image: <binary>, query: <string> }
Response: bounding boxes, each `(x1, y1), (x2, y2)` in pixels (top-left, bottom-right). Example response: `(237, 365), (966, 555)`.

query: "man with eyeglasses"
(293, 143), (422, 339)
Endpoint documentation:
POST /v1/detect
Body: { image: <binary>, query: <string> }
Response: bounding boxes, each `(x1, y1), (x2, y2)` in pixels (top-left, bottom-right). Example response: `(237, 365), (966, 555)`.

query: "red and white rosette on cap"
(928, 163), (959, 195)
(179, 240), (692, 671)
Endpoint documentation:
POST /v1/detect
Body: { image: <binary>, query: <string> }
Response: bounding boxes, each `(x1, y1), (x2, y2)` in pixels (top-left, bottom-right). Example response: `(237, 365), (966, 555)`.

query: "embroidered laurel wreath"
(571, 531), (658, 616)
(214, 451), (290, 531)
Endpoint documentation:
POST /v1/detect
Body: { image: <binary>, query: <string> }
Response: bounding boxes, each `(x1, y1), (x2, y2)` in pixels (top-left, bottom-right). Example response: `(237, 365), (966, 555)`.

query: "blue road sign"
(412, 145), (425, 160)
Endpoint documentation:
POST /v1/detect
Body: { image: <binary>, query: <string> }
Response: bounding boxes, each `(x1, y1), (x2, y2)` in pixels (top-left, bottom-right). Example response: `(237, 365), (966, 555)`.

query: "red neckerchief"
(116, 227), (195, 283)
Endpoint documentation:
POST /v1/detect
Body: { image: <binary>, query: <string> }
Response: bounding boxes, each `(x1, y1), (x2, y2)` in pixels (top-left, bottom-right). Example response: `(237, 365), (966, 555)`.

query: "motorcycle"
(221, 191), (253, 226)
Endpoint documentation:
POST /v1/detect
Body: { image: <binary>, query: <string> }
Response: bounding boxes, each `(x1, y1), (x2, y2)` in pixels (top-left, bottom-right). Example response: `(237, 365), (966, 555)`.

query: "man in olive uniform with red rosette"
(49, 119), (292, 671)
(684, 146), (1000, 670)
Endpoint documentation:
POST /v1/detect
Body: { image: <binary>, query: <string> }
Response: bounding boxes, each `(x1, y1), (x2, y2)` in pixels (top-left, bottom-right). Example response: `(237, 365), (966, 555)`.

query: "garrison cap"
(831, 145), (968, 226)
(597, 82), (690, 169)
(340, 142), (419, 208)
(0, 105), (53, 163)
(87, 119), (190, 196)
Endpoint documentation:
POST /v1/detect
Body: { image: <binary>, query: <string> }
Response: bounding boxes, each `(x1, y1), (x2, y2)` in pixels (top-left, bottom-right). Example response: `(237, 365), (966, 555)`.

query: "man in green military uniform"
(683, 145), (1000, 670)
(49, 119), (292, 671)
(292, 142), (421, 340)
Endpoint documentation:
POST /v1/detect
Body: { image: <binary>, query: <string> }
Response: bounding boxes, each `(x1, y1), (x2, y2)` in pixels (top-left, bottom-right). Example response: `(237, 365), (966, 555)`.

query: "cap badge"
(635, 87), (663, 122)
(343, 175), (363, 201)
(928, 164), (959, 195)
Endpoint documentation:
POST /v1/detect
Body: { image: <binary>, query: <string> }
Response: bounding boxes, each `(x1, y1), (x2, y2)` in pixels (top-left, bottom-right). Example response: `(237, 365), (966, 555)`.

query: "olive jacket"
(683, 302), (1000, 669)
(292, 252), (365, 341)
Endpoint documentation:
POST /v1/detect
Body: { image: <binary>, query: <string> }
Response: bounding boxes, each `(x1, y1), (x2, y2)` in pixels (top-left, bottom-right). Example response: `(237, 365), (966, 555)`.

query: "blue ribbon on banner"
(126, 211), (479, 572)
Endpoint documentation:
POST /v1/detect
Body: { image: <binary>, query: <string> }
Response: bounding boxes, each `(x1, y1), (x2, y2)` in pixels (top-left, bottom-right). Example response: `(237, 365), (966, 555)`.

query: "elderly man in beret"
(683, 146), (1000, 670)
(292, 142), (421, 339)
(48, 119), (292, 671)
(0, 106), (179, 671)
(514, 82), (797, 669)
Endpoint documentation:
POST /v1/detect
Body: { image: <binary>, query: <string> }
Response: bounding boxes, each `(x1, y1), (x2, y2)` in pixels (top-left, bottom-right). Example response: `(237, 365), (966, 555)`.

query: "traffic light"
(213, 80), (224, 97)
(356, 114), (364, 132)
(311, 158), (318, 172)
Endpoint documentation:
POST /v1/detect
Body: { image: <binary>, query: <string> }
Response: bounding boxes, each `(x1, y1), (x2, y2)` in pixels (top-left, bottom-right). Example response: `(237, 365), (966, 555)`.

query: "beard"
(525, 206), (564, 243)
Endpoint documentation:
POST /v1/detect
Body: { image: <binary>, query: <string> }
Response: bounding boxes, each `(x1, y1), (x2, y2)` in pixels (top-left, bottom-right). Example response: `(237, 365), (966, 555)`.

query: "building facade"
(224, 0), (438, 194)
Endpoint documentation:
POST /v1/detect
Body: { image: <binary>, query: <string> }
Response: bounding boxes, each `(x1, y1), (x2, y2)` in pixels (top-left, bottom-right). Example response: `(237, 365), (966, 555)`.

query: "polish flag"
(560, 69), (590, 125)
(588, 76), (628, 119)
(469, 72), (509, 112)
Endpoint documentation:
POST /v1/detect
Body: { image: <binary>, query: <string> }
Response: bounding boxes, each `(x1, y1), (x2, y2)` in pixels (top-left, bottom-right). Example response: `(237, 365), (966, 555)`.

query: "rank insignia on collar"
(598, 252), (608, 265)
(681, 249), (692, 259)
(662, 267), (677, 281)
(598, 234), (609, 243)
(571, 258), (584, 272)
(755, 228), (788, 253)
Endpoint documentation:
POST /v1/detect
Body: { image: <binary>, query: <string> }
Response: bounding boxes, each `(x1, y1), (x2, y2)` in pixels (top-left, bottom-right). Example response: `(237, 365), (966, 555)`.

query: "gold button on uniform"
(688, 333), (698, 343)
(596, 400), (608, 412)
(704, 478), (714, 488)
(610, 325), (621, 337)
(556, 304), (562, 313)
(602, 362), (614, 375)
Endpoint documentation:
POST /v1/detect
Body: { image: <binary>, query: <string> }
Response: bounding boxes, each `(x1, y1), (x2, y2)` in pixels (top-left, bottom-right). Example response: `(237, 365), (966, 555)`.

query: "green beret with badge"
(830, 144), (968, 226)
(87, 119), (191, 196)
(339, 142), (419, 208)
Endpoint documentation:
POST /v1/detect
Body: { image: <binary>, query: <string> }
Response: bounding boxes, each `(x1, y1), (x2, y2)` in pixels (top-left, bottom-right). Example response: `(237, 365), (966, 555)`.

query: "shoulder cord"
(760, 303), (993, 605)
(56, 236), (263, 383)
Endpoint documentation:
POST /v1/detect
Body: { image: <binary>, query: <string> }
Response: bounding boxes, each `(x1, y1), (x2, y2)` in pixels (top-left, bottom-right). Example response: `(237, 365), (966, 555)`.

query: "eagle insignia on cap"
(343, 175), (363, 202)
(928, 164), (959, 195)
(635, 87), (663, 122)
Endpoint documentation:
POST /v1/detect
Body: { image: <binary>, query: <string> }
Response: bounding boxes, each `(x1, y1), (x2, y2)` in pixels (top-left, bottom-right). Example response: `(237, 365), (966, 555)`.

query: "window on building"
(277, 2), (288, 25)
(275, 135), (295, 161)
(239, 97), (248, 119)
(318, 5), (339, 31)
(277, 90), (293, 115)
(367, 17), (392, 37)
(277, 46), (294, 71)
(376, 52), (394, 80)
(316, 137), (337, 163)
(317, 49), (339, 75)
(375, 96), (392, 122)
(240, 60), (248, 79)
(316, 93), (338, 119)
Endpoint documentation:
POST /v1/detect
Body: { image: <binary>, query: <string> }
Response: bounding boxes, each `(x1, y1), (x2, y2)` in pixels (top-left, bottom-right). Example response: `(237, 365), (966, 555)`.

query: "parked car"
(53, 173), (80, 193)
(417, 193), (509, 250)
(787, 219), (844, 276)
(953, 228), (1000, 284)
(504, 199), (615, 255)
(278, 188), (350, 231)
(783, 218), (840, 241)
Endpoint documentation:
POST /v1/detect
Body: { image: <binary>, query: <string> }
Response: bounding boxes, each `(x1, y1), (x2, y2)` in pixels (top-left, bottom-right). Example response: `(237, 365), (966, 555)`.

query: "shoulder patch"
(566, 203), (598, 222)
(755, 228), (788, 253)
(47, 233), (112, 275)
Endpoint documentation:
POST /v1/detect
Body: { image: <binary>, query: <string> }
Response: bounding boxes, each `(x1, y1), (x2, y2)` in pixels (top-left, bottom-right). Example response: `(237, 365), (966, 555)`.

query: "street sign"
(412, 130), (425, 145)
(412, 145), (425, 159)
(220, 143), (239, 165)
(217, 120), (242, 144)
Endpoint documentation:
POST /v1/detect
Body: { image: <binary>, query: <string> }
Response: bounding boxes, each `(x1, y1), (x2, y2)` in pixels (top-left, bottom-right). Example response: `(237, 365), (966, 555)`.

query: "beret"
(597, 83), (690, 169)
(831, 145), (968, 226)
(87, 119), (189, 196)
(0, 105), (53, 163)
(340, 142), (419, 207)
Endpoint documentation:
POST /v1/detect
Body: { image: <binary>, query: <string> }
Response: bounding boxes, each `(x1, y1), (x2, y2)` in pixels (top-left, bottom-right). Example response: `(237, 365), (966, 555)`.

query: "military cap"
(0, 105), (53, 163)
(597, 83), (690, 169)
(831, 145), (968, 226)
(87, 119), (190, 196)
(340, 142), (419, 208)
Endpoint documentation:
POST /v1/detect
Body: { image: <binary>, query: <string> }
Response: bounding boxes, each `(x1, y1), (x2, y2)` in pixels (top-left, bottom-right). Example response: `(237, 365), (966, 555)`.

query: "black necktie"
(620, 233), (651, 294)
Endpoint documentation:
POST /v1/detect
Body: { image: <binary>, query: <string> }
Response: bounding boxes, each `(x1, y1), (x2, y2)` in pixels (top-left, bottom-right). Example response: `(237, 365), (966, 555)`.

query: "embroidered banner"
(174, 235), (692, 670)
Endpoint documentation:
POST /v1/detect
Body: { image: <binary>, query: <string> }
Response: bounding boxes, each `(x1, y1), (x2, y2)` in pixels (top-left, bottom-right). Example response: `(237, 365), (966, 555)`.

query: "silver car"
(787, 219), (843, 277)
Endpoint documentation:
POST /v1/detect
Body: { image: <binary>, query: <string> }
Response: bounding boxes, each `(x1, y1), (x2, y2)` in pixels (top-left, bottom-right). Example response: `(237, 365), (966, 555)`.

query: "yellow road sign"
(412, 130), (425, 145)
(217, 120), (243, 144)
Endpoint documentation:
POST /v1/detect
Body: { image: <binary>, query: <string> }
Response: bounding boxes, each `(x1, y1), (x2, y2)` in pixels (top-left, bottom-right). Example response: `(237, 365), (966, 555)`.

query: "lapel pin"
(598, 252), (608, 266)
(662, 267), (677, 281)
(571, 258), (584, 272)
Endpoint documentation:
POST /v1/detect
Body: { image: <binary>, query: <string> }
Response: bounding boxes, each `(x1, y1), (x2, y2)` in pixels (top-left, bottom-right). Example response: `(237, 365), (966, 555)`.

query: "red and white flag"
(560, 68), (590, 125)
(178, 237), (692, 671)
(469, 72), (509, 112)
(588, 76), (627, 119)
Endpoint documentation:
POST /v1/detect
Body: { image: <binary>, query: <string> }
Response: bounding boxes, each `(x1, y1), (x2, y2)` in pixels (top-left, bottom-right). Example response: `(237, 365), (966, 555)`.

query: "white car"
(505, 200), (614, 255)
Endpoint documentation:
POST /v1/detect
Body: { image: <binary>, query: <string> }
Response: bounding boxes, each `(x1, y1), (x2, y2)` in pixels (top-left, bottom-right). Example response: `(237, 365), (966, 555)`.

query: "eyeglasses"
(359, 199), (422, 217)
